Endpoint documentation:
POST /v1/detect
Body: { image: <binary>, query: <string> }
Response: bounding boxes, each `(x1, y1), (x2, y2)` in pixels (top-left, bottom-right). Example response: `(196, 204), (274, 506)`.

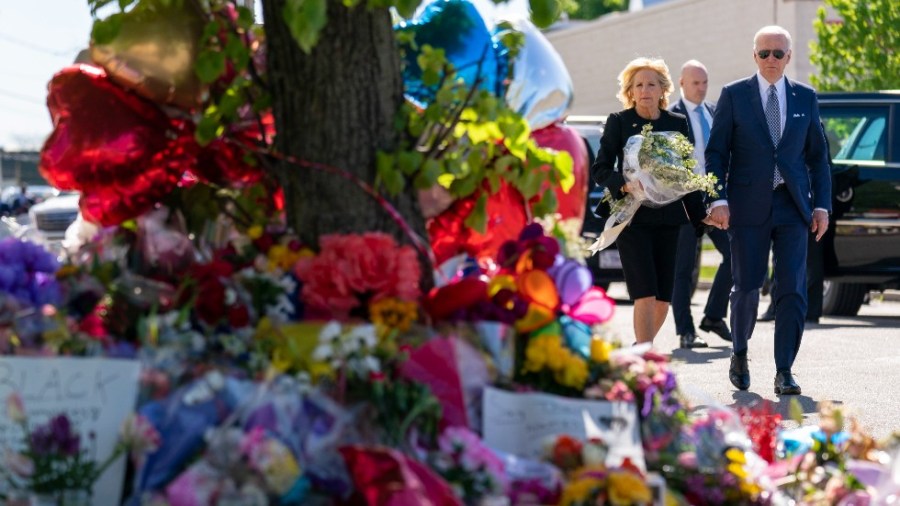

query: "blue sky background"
(0, 0), (530, 151)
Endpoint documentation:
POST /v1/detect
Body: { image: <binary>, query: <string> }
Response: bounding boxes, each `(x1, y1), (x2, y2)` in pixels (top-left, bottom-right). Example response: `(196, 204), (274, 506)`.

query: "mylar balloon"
(39, 65), (185, 225)
(90, 0), (205, 109)
(503, 19), (573, 130)
(531, 123), (588, 223)
(395, 0), (507, 106)
(428, 181), (527, 265)
(516, 269), (559, 311)
(548, 258), (592, 307)
(567, 287), (615, 325)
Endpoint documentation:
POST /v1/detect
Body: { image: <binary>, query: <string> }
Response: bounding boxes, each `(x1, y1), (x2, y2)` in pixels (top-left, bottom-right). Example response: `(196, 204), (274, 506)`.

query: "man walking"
(669, 60), (733, 349)
(705, 26), (831, 395)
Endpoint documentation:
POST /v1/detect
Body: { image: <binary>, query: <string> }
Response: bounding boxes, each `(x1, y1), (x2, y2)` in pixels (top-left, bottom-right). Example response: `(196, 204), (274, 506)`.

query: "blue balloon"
(560, 314), (592, 358)
(502, 19), (573, 130)
(395, 0), (508, 106)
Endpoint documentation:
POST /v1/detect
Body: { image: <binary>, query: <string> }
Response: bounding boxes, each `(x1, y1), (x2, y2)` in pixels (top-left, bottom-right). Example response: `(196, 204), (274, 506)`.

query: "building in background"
(0, 150), (43, 188)
(548, 0), (832, 117)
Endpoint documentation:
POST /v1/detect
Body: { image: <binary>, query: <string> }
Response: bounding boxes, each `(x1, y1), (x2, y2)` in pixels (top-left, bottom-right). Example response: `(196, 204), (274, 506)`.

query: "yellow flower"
(523, 336), (549, 373)
(369, 298), (418, 333)
(725, 447), (746, 464)
(559, 475), (604, 505)
(590, 338), (613, 363)
(487, 274), (517, 298)
(247, 225), (264, 239)
(607, 470), (652, 505)
(556, 355), (589, 389)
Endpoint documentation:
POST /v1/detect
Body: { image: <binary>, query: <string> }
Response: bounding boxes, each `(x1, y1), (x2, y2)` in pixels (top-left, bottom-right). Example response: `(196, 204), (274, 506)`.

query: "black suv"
(818, 91), (900, 315)
(565, 115), (624, 290)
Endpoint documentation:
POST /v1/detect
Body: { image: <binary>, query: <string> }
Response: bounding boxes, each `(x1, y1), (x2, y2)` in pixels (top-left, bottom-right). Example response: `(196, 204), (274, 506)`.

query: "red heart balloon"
(531, 123), (588, 224)
(428, 180), (528, 265)
(39, 65), (185, 225)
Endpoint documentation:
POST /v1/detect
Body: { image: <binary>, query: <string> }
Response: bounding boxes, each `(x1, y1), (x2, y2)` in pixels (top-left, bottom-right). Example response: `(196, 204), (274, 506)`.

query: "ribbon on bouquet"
(587, 194), (642, 254)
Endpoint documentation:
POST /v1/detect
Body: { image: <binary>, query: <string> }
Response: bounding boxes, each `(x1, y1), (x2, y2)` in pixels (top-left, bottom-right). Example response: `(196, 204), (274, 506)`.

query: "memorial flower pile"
(1, 393), (159, 501)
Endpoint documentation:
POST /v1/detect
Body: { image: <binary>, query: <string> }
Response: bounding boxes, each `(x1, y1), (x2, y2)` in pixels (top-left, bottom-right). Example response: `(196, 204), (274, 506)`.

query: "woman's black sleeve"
(589, 113), (626, 199)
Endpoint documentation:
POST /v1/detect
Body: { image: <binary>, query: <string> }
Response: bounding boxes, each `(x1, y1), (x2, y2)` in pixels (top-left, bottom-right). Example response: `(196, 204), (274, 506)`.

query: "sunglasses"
(757, 49), (787, 60)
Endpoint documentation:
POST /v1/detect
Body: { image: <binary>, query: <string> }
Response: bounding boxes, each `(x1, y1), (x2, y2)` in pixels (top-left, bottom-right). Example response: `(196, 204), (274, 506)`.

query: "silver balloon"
(504, 19), (574, 130)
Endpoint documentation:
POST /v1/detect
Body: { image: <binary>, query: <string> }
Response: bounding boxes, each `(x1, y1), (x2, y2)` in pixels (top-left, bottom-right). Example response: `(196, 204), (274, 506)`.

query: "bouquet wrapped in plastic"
(588, 124), (718, 253)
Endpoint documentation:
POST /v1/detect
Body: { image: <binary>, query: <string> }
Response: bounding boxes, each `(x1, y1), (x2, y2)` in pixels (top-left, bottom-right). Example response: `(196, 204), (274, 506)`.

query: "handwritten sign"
(482, 386), (645, 470)
(0, 357), (141, 506)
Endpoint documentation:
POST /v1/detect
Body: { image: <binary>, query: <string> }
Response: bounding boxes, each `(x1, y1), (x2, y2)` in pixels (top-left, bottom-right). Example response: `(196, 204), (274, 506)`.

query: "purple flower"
(0, 238), (61, 307)
(29, 414), (81, 457)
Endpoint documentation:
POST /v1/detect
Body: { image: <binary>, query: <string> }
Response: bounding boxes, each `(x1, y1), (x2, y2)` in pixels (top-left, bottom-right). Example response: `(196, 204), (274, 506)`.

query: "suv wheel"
(822, 281), (867, 316)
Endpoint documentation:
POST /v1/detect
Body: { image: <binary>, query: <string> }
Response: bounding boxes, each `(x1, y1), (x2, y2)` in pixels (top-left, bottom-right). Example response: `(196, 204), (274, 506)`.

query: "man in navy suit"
(669, 60), (733, 350)
(705, 26), (831, 395)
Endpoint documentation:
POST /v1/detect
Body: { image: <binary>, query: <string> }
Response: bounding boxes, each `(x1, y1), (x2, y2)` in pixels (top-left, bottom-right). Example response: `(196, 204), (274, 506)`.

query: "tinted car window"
(821, 107), (889, 163)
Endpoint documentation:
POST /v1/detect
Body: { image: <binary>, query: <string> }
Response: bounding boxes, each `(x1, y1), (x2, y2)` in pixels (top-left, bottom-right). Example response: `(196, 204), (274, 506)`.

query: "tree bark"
(261, 0), (430, 284)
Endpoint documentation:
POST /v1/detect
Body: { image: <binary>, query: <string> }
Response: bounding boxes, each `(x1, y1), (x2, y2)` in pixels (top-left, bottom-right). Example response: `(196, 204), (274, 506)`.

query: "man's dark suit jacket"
(705, 75), (831, 225)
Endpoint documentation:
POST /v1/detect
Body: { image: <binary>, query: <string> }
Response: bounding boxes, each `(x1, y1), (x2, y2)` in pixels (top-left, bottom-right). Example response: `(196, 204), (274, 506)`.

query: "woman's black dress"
(590, 107), (707, 301)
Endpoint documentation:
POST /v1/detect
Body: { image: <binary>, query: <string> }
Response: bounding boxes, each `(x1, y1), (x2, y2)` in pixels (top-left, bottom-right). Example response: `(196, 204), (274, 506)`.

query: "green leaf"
(195, 50), (227, 84)
(414, 159), (442, 188)
(202, 20), (221, 41)
(394, 0), (422, 19)
(554, 151), (575, 192)
(236, 6), (255, 30)
(283, 0), (328, 54)
(516, 167), (544, 200)
(91, 13), (123, 45)
(397, 151), (423, 176)
(531, 188), (558, 217)
(218, 87), (243, 120)
(196, 115), (223, 146)
(529, 0), (559, 28)
(225, 35), (251, 70)
(376, 152), (405, 195)
(464, 194), (488, 233)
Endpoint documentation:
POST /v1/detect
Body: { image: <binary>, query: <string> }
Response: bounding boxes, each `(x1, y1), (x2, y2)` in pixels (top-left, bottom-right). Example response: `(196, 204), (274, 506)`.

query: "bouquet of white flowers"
(588, 124), (719, 253)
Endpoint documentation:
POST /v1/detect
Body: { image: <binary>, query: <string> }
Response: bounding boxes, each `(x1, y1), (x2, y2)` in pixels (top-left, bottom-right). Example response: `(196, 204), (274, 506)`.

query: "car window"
(820, 106), (889, 163)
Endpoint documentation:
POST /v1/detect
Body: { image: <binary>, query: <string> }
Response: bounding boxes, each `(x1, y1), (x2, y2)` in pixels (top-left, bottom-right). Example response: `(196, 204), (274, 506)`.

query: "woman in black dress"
(591, 57), (708, 345)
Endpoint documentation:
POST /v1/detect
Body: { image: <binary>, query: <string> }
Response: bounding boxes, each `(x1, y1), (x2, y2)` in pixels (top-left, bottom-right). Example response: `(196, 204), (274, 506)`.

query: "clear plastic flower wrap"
(588, 125), (719, 253)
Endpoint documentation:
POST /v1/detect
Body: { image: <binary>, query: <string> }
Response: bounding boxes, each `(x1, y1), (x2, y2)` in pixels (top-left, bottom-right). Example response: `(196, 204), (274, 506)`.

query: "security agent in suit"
(705, 26), (831, 395)
(669, 60), (733, 350)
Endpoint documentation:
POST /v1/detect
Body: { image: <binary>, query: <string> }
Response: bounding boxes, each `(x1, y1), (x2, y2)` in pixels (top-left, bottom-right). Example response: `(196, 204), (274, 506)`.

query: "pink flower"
(605, 381), (635, 402)
(6, 392), (25, 424)
(4, 450), (34, 477)
(295, 232), (421, 319)
(120, 414), (161, 457)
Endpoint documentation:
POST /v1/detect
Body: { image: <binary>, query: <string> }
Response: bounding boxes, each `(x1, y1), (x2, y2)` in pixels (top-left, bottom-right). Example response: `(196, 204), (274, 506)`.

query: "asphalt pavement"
(601, 282), (900, 441)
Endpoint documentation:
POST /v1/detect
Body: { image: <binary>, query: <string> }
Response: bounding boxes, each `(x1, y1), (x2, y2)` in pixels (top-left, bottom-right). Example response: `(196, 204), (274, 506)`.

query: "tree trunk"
(261, 0), (431, 284)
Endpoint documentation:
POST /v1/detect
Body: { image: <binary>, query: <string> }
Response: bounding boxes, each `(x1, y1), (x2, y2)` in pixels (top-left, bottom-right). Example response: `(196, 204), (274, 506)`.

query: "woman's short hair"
(616, 57), (674, 109)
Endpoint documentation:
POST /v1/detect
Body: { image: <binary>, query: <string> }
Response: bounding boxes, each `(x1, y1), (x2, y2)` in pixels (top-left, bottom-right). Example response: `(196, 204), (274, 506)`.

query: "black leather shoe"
(758, 306), (776, 322)
(774, 370), (801, 395)
(805, 317), (820, 325)
(699, 317), (732, 342)
(729, 354), (750, 390)
(679, 330), (708, 349)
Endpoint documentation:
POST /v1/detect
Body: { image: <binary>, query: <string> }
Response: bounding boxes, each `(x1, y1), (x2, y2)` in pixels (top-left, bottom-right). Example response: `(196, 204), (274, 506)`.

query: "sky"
(0, 0), (532, 152)
(0, 1), (94, 150)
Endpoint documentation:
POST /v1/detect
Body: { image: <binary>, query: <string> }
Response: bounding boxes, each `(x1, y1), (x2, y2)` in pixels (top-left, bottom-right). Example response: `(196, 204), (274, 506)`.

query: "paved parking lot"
(602, 283), (900, 440)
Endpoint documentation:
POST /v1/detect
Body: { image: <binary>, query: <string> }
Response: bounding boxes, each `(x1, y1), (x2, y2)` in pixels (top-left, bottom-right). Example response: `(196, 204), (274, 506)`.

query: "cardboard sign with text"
(482, 386), (645, 470)
(0, 357), (141, 505)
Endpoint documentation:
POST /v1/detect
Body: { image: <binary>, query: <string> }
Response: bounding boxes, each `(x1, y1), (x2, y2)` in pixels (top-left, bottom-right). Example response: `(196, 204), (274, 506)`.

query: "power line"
(0, 32), (80, 58)
(0, 88), (45, 105)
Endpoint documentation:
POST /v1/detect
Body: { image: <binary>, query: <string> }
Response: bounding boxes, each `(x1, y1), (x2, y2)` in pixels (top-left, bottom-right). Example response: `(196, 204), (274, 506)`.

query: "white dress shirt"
(756, 72), (787, 137)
